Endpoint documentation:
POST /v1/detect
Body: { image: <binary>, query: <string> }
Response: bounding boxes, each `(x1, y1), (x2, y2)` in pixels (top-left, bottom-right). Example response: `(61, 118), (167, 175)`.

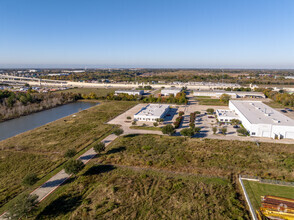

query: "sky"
(0, 0), (294, 68)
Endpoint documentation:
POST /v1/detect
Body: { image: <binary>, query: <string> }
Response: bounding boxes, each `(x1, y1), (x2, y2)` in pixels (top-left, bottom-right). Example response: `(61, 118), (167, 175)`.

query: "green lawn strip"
(54, 88), (116, 97)
(242, 180), (294, 211)
(130, 126), (162, 131)
(196, 98), (227, 106)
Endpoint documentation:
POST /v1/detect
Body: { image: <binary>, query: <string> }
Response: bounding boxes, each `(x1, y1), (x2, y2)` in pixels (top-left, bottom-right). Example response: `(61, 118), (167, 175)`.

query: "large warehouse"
(134, 104), (170, 122)
(193, 90), (265, 99)
(115, 90), (144, 96)
(229, 100), (294, 139)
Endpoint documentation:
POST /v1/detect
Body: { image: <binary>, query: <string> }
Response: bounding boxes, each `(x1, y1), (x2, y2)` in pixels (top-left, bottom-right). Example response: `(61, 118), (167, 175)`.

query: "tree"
(237, 127), (249, 136)
(161, 124), (175, 136)
(22, 173), (39, 186)
(153, 122), (158, 127)
(5, 194), (38, 220)
(179, 111), (184, 116)
(64, 149), (77, 158)
(93, 142), (105, 154)
(113, 128), (123, 136)
(220, 127), (227, 135)
(231, 119), (241, 125)
(189, 122), (195, 129)
(220, 94), (231, 104)
(212, 127), (217, 134)
(194, 111), (201, 115)
(64, 159), (85, 175)
(132, 121), (136, 125)
(206, 108), (214, 115)
(180, 128), (194, 137)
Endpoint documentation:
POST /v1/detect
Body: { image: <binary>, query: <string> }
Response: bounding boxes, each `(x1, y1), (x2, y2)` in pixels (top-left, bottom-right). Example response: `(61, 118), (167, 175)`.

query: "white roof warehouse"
(134, 104), (170, 122)
(229, 100), (294, 139)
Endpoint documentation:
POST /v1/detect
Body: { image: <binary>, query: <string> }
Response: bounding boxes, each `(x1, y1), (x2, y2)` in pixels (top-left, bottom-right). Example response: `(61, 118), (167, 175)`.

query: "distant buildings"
(229, 100), (294, 139)
(193, 90), (265, 99)
(115, 90), (144, 96)
(134, 104), (170, 122)
(161, 88), (182, 96)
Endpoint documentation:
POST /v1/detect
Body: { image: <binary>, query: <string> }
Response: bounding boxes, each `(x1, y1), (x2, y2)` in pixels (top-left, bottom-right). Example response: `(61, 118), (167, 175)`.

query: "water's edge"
(0, 101), (98, 141)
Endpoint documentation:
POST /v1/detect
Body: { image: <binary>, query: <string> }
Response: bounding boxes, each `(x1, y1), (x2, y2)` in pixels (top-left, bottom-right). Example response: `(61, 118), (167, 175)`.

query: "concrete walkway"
(0, 134), (118, 219)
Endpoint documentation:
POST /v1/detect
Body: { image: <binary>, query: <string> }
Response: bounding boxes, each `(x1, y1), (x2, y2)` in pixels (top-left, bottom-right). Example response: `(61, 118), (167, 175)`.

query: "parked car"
(233, 125), (239, 128)
(285, 108), (293, 112)
(280, 110), (287, 113)
(208, 116), (214, 118)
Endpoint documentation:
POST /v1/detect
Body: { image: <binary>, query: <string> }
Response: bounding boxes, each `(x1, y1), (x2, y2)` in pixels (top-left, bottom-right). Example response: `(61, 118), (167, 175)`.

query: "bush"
(220, 127), (227, 135)
(113, 128), (124, 136)
(173, 116), (183, 128)
(22, 173), (39, 186)
(5, 194), (38, 219)
(189, 122), (195, 129)
(220, 94), (231, 104)
(64, 148), (77, 158)
(161, 125), (175, 136)
(180, 128), (195, 137)
(64, 159), (85, 175)
(132, 121), (136, 125)
(206, 108), (214, 115)
(212, 127), (217, 134)
(153, 122), (158, 127)
(127, 116), (131, 120)
(93, 142), (105, 154)
(237, 127), (249, 136)
(194, 127), (201, 134)
(179, 111), (184, 116)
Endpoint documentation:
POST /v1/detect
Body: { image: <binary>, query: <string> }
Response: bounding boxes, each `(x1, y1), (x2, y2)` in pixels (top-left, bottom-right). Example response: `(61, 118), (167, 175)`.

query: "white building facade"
(229, 100), (294, 139)
(193, 90), (265, 99)
(216, 109), (239, 123)
(134, 104), (170, 122)
(115, 90), (144, 96)
(161, 88), (182, 96)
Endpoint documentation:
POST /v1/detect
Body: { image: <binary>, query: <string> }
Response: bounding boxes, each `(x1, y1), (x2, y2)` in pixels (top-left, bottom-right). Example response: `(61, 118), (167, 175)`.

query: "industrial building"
(115, 90), (144, 96)
(229, 100), (294, 139)
(134, 104), (170, 122)
(161, 88), (182, 96)
(216, 109), (239, 123)
(193, 90), (265, 99)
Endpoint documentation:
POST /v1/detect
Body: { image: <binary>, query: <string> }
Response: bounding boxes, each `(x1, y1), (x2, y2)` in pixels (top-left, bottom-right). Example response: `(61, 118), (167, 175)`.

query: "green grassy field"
(195, 97), (227, 106)
(34, 164), (248, 219)
(55, 88), (116, 97)
(97, 135), (294, 181)
(0, 101), (136, 209)
(130, 126), (162, 131)
(243, 180), (294, 211)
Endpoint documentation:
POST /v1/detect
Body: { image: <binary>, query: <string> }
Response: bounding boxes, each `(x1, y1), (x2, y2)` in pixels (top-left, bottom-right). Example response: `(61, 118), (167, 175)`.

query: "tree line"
(0, 90), (81, 122)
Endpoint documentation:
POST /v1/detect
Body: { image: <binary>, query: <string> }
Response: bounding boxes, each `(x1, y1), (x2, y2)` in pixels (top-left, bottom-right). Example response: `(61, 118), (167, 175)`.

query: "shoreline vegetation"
(0, 90), (81, 122)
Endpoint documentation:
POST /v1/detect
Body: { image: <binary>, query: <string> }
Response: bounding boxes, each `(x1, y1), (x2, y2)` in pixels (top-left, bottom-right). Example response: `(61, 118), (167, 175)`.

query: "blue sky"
(0, 0), (294, 68)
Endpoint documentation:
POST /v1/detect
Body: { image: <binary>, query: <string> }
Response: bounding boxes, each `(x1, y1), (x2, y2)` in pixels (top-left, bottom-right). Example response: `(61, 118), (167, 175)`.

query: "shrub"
(237, 127), (249, 136)
(127, 116), (131, 120)
(132, 121), (136, 125)
(64, 148), (77, 158)
(212, 127), (217, 134)
(189, 122), (195, 129)
(113, 128), (124, 136)
(179, 111), (184, 116)
(161, 124), (175, 136)
(220, 127), (227, 135)
(22, 173), (39, 186)
(64, 159), (85, 175)
(180, 128), (195, 137)
(194, 127), (201, 134)
(220, 94), (231, 104)
(206, 108), (214, 115)
(5, 194), (38, 219)
(153, 122), (158, 127)
(94, 142), (105, 154)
